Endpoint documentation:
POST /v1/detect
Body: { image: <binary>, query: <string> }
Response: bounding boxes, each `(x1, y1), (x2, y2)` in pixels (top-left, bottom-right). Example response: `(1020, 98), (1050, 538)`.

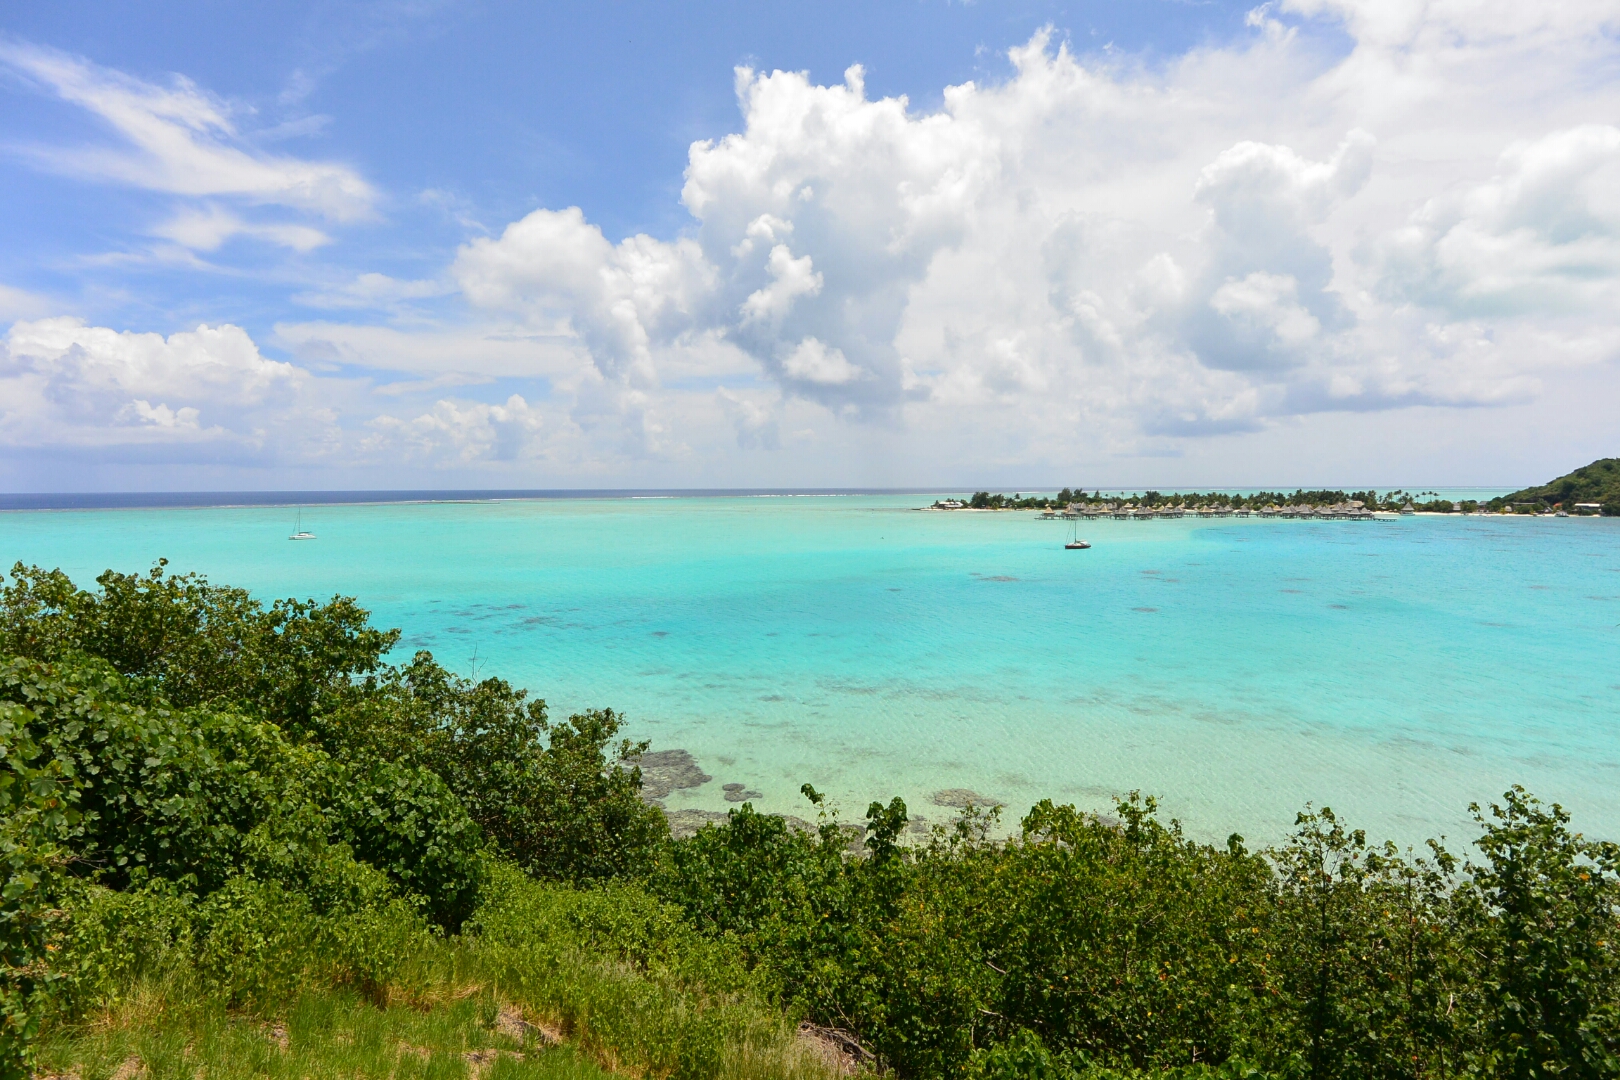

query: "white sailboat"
(1064, 519), (1091, 550)
(289, 509), (316, 541)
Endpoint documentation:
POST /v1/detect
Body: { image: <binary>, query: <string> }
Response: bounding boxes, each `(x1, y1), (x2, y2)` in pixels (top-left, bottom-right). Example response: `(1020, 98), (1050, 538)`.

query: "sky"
(1, 0), (1617, 492)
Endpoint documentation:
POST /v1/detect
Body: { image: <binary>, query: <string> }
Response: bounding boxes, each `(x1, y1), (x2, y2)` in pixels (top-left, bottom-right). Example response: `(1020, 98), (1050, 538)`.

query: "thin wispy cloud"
(0, 39), (372, 254)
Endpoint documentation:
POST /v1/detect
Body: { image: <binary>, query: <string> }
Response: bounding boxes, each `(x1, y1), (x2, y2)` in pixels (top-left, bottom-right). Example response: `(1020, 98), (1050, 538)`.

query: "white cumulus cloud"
(781, 338), (862, 385)
(453, 207), (713, 383)
(739, 244), (822, 325)
(364, 394), (546, 463)
(0, 317), (310, 448)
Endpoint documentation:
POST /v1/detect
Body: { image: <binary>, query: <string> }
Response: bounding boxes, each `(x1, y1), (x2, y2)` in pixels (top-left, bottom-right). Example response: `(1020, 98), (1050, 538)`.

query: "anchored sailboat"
(1064, 519), (1091, 550)
(289, 509), (316, 541)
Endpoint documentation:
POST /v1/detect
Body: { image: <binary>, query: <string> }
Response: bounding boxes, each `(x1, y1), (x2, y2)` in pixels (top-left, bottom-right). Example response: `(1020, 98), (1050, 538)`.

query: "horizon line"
(0, 485), (1516, 513)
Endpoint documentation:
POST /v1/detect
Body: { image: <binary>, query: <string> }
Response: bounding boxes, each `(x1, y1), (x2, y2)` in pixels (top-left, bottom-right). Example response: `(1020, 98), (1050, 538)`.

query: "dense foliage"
(650, 794), (1620, 1078)
(4, 559), (1619, 1079)
(0, 561), (660, 1078)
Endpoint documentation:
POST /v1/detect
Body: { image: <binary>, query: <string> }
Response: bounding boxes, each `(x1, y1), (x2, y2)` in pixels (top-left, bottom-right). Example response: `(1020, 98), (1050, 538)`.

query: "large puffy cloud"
(454, 3), (1620, 467)
(451, 208), (717, 455)
(1179, 132), (1373, 373)
(682, 63), (999, 416)
(451, 61), (1010, 423)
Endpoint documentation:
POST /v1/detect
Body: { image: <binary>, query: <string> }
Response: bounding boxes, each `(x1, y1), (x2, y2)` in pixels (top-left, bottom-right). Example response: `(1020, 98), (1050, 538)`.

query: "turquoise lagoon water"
(3, 494), (1617, 849)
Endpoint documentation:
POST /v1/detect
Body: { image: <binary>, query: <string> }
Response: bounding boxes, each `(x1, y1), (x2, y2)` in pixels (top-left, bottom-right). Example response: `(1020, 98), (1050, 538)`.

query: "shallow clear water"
(4, 494), (1617, 849)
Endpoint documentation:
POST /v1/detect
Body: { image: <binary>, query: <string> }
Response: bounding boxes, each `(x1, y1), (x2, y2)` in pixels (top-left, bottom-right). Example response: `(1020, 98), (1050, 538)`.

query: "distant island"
(933, 487), (1459, 515)
(1498, 457), (1619, 515)
(930, 460), (1618, 517)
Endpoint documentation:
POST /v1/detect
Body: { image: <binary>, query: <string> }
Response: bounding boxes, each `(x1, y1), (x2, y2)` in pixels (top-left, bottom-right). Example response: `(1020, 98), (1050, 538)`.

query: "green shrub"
(382, 654), (667, 883)
(0, 561), (398, 731)
(324, 758), (486, 929)
(190, 876), (324, 1008)
(1460, 787), (1620, 1078)
(650, 789), (1620, 1079)
(188, 874), (426, 1009)
(1, 564), (671, 894)
(0, 653), (482, 930)
(1244, 808), (1466, 1078)
(949, 798), (1265, 1072)
(472, 862), (752, 995)
(0, 688), (82, 1079)
(55, 867), (430, 1017)
(45, 883), (193, 1014)
(0, 653), (311, 893)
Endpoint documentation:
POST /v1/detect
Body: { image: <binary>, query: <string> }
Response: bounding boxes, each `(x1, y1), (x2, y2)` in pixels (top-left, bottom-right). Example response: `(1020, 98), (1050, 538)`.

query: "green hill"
(1500, 457), (1620, 514)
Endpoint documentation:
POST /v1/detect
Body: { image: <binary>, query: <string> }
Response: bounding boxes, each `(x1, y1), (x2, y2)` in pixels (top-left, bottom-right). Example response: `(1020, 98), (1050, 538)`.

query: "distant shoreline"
(923, 486), (1594, 516)
(922, 506), (1607, 519)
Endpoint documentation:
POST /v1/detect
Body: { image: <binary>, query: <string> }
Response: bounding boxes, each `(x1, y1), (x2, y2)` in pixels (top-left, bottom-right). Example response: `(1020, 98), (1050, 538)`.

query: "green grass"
(36, 984), (617, 1080)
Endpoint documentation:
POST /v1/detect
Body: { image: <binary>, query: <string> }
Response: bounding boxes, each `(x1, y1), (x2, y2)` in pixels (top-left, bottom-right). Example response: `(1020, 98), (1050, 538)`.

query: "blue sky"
(1, 0), (1617, 490)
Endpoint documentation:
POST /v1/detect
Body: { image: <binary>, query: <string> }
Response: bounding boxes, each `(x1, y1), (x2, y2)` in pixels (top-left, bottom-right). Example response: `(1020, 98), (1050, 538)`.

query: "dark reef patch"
(932, 788), (1005, 809)
(629, 749), (712, 802)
